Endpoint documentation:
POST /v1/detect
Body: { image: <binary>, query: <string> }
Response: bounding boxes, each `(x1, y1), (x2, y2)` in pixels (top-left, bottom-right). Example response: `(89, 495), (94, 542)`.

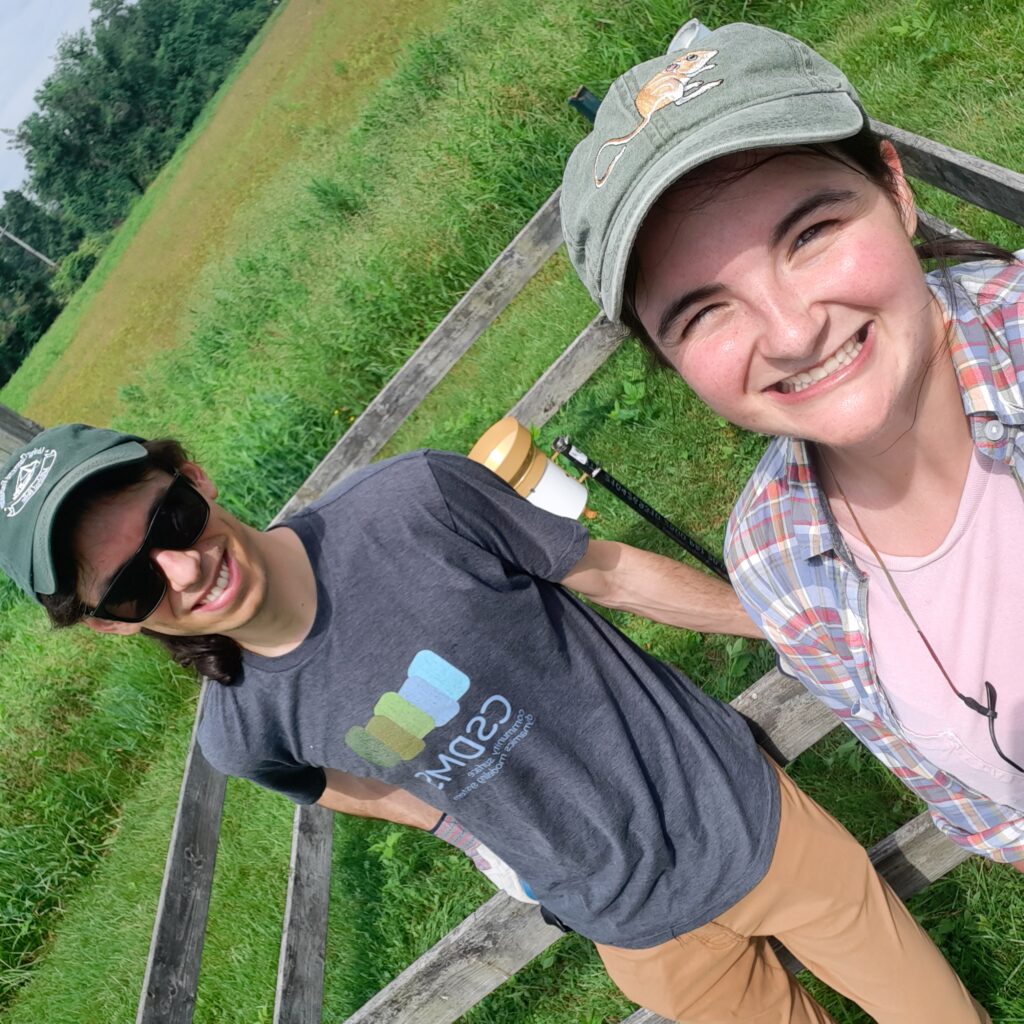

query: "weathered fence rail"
(872, 118), (1024, 227)
(0, 407), (41, 460)
(278, 189), (565, 519)
(137, 689), (226, 1024)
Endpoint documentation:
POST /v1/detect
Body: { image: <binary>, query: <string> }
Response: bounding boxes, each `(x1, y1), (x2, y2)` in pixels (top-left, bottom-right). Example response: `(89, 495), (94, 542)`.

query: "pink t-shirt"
(843, 450), (1024, 811)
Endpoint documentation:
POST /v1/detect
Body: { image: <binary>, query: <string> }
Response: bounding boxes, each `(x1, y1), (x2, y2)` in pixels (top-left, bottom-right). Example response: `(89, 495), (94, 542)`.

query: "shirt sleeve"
(198, 734), (327, 804)
(238, 762), (327, 805)
(422, 450), (590, 582)
(197, 693), (327, 804)
(927, 805), (1024, 863)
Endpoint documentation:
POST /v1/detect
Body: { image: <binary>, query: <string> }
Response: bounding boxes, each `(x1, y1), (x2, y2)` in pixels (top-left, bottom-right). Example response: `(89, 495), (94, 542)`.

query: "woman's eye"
(794, 220), (837, 250)
(675, 304), (722, 344)
(690, 304), (722, 329)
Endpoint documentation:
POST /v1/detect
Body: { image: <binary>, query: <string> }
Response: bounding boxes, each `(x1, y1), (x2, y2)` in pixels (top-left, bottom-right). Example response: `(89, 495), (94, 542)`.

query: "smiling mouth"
(773, 323), (870, 394)
(197, 555), (229, 608)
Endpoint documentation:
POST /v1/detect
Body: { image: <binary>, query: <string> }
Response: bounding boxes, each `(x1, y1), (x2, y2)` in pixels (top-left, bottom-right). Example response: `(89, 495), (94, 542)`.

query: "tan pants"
(596, 759), (989, 1024)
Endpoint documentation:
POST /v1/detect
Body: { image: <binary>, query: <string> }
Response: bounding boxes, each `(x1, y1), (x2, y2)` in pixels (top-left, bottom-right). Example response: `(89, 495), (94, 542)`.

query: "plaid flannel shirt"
(726, 254), (1024, 862)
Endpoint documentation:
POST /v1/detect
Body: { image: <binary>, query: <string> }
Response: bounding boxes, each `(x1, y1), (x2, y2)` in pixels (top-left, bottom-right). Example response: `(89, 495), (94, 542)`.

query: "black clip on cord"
(551, 436), (730, 582)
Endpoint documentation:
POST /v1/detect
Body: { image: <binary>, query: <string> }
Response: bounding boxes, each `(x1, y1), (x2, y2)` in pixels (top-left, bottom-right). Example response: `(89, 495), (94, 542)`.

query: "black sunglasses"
(88, 471), (210, 623)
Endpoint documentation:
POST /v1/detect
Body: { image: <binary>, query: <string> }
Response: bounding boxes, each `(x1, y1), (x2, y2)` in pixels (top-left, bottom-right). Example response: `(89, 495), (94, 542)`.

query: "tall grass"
(2, 0), (1023, 1020)
(0, 576), (195, 1000)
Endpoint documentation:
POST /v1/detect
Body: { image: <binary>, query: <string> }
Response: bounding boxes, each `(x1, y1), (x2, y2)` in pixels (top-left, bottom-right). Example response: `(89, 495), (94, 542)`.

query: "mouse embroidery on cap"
(594, 50), (723, 188)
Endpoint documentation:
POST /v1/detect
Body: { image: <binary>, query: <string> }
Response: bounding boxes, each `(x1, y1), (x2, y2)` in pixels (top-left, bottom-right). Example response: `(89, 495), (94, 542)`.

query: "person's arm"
(559, 538), (762, 638)
(316, 768), (538, 900)
(316, 767), (440, 829)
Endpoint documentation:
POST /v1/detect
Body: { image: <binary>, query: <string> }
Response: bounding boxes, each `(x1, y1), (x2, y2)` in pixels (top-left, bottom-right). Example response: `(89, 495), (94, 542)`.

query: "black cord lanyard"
(825, 461), (1024, 776)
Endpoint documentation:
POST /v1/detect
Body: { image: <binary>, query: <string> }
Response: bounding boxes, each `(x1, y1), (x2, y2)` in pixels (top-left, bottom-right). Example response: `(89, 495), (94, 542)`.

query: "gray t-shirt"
(198, 450), (779, 947)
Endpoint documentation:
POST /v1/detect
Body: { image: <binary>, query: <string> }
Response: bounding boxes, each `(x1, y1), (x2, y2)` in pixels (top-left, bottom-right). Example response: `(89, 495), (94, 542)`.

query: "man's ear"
(82, 616), (144, 636)
(879, 139), (917, 238)
(180, 461), (218, 502)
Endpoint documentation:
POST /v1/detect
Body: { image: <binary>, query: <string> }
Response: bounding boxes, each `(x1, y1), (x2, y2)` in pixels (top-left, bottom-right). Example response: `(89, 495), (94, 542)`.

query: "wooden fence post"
(137, 685), (227, 1024)
(0, 405), (42, 460)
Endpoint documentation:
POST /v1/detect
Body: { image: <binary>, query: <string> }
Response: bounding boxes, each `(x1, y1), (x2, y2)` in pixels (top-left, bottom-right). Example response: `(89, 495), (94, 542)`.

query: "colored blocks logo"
(375, 691), (434, 738)
(346, 650), (470, 767)
(345, 724), (402, 768)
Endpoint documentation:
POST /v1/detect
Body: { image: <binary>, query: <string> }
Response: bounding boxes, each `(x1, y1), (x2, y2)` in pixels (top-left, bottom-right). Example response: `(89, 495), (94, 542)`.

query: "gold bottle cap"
(468, 417), (547, 497)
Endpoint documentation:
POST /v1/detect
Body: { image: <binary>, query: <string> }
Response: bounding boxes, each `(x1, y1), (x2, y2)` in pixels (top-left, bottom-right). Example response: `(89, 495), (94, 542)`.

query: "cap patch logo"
(594, 49), (723, 188)
(1, 447), (58, 517)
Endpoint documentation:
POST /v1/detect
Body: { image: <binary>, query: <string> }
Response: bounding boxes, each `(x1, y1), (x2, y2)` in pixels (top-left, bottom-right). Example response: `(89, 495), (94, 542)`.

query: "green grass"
(0, 575), (195, 1000)
(2, 0), (1024, 1020)
(0, 4), (289, 417)
(2, 0), (450, 429)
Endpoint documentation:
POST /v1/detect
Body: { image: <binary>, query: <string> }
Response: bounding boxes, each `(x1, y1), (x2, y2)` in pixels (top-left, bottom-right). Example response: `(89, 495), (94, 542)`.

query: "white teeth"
(776, 328), (866, 394)
(199, 560), (229, 607)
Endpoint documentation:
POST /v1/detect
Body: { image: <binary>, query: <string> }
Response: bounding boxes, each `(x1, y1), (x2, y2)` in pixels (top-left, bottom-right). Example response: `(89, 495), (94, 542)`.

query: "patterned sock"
(431, 814), (538, 903)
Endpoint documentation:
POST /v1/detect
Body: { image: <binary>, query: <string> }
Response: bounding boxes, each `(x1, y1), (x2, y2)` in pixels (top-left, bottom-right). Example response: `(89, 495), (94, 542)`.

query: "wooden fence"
(2, 61), (1021, 1024)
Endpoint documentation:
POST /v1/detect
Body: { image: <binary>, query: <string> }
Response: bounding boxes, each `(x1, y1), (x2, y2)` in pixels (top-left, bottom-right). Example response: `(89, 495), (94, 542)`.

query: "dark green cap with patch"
(561, 21), (864, 321)
(0, 424), (148, 599)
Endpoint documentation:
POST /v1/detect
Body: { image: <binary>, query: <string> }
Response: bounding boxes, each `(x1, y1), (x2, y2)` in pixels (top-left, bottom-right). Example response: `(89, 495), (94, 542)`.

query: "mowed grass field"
(3, 0), (451, 427)
(2, 0), (1024, 1021)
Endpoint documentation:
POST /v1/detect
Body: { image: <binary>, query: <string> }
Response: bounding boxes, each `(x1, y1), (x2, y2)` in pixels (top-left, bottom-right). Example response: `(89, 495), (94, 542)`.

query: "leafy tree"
(0, 0), (278, 384)
(14, 0), (278, 233)
(0, 258), (60, 384)
(1, 189), (82, 272)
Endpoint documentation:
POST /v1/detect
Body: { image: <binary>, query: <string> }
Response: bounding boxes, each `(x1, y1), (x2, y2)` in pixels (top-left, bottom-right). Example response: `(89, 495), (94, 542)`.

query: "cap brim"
(31, 441), (149, 596)
(601, 90), (865, 320)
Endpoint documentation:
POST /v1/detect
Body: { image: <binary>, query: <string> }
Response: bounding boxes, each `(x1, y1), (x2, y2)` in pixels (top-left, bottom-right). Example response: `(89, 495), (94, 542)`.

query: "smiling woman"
(628, 147), (941, 448)
(561, 15), (1024, 1006)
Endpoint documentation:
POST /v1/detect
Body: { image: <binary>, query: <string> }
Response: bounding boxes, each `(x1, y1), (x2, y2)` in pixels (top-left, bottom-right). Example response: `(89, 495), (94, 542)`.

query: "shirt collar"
(932, 273), (1024, 462)
(783, 436), (848, 562)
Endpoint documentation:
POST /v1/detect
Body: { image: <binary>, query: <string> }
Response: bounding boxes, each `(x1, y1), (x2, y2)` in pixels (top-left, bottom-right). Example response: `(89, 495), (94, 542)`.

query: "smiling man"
(0, 422), (988, 1024)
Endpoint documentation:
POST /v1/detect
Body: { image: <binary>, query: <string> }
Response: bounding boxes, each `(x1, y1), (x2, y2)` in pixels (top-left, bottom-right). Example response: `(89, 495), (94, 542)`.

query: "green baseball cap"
(0, 424), (149, 599)
(561, 21), (865, 321)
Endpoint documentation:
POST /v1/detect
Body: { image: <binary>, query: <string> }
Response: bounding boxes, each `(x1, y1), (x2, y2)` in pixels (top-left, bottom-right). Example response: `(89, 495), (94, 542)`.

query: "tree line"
(0, 0), (279, 386)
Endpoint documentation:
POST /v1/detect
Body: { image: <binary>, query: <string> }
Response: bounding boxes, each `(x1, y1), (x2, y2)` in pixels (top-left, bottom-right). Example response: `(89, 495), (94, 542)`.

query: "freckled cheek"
(676, 336), (748, 411)
(830, 233), (912, 305)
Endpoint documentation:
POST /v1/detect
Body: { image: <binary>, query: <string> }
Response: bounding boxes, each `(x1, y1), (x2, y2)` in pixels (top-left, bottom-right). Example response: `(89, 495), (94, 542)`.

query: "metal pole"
(0, 225), (58, 269)
(551, 436), (730, 581)
(567, 86), (601, 126)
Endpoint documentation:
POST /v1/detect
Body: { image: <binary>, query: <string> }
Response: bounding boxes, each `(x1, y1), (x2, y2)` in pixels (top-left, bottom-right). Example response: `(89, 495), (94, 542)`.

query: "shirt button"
(984, 420), (1005, 441)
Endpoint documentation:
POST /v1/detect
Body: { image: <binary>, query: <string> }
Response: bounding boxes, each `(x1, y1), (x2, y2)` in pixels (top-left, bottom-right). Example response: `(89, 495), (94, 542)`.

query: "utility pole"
(0, 225), (57, 269)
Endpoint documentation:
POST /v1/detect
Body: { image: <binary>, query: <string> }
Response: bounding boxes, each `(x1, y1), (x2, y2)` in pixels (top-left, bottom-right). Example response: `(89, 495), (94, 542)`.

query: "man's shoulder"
(196, 679), (254, 776)
(300, 449), (480, 513)
(313, 449), (433, 502)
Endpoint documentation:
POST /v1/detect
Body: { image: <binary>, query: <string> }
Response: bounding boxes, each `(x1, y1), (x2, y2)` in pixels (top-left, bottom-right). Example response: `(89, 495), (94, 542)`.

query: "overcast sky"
(0, 0), (95, 195)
